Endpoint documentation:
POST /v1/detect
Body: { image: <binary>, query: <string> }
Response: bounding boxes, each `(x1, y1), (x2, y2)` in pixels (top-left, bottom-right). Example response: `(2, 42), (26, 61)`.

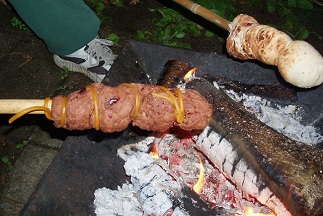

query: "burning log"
(202, 75), (298, 105)
(94, 136), (234, 216)
(152, 131), (277, 214)
(157, 60), (194, 88)
(186, 78), (323, 216)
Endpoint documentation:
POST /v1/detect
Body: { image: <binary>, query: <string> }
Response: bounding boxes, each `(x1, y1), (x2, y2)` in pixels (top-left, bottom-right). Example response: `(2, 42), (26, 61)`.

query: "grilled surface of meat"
(51, 83), (213, 133)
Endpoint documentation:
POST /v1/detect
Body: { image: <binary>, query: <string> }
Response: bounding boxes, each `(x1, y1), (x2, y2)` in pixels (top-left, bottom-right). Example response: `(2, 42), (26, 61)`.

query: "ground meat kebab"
(50, 83), (213, 133)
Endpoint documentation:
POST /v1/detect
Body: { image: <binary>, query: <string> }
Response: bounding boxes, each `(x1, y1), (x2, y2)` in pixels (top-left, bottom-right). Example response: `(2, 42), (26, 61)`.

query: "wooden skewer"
(0, 99), (51, 114)
(172, 0), (231, 31)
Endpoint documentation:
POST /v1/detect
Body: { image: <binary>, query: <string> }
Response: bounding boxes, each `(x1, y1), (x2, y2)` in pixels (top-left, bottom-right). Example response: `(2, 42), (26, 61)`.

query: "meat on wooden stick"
(5, 83), (213, 133)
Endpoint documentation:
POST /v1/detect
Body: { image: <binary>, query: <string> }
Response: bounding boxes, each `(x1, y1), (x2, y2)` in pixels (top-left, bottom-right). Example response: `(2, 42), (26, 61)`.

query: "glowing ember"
(153, 133), (275, 215)
(149, 143), (159, 159)
(244, 206), (276, 216)
(183, 68), (196, 81)
(193, 154), (205, 194)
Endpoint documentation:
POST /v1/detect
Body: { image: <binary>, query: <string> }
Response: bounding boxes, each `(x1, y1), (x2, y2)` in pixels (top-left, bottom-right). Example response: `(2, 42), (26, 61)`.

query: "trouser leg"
(9, 0), (100, 56)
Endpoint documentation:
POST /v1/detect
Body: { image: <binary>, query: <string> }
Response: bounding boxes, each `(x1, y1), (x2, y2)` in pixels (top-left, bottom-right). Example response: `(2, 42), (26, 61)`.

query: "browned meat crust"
(51, 83), (213, 133)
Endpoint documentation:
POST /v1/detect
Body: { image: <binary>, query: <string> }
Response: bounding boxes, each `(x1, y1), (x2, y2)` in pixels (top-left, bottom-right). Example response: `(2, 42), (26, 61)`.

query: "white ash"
(94, 183), (142, 216)
(224, 89), (323, 145)
(94, 137), (189, 216)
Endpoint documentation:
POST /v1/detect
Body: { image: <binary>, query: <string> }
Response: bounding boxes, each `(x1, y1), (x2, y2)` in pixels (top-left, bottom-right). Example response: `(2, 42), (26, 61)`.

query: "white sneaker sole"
(53, 55), (105, 83)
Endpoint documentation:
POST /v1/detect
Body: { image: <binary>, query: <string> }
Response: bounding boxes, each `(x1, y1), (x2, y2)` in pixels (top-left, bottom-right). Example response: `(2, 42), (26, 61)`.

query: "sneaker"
(53, 37), (117, 82)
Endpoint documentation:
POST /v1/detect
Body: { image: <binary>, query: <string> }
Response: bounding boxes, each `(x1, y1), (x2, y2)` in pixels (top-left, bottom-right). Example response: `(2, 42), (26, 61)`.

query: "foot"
(53, 37), (117, 82)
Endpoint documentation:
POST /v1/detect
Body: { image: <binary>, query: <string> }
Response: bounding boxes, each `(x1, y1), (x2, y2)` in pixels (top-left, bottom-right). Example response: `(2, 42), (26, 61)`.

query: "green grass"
(84, 0), (108, 22)
(136, 0), (237, 48)
(59, 66), (69, 80)
(11, 16), (30, 32)
(1, 156), (13, 171)
(137, 8), (198, 48)
(106, 33), (120, 44)
(16, 140), (29, 151)
(85, 0), (321, 49)
(250, 0), (322, 40)
(57, 66), (72, 90)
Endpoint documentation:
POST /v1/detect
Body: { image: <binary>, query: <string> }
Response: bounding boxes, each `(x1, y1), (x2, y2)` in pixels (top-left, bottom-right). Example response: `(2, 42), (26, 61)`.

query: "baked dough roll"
(227, 14), (323, 88)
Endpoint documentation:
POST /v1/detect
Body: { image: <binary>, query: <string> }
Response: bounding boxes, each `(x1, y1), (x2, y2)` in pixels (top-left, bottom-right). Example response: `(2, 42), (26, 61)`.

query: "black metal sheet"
(21, 40), (323, 215)
(20, 132), (129, 216)
(21, 129), (229, 216)
(103, 40), (281, 86)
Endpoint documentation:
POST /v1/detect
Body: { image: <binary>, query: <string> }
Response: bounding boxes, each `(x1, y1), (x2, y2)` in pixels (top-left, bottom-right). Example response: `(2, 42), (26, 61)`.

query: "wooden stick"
(0, 99), (51, 114)
(172, 0), (231, 31)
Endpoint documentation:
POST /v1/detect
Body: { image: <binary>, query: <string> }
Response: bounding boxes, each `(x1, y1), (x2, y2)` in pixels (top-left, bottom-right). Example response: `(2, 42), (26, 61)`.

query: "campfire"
(5, 39), (321, 215)
(94, 62), (323, 216)
(94, 130), (276, 216)
(3, 54), (321, 215)
(148, 132), (276, 215)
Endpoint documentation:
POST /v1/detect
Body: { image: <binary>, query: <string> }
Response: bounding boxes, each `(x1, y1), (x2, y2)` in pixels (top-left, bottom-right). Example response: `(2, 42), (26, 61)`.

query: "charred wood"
(186, 78), (323, 216)
(157, 60), (194, 88)
(202, 75), (298, 105)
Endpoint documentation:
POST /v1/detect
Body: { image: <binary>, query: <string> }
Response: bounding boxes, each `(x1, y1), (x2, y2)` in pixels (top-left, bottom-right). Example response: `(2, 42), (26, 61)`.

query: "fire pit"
(21, 40), (323, 216)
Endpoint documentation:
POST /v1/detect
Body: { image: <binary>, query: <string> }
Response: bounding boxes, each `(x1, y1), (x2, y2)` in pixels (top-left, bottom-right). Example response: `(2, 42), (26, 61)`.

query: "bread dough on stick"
(278, 40), (323, 88)
(226, 14), (323, 88)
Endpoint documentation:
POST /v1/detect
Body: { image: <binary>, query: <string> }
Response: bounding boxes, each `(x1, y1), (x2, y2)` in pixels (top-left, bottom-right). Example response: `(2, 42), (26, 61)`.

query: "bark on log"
(186, 78), (323, 216)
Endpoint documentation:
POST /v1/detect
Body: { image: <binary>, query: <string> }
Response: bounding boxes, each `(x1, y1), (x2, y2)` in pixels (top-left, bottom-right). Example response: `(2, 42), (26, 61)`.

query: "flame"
(183, 68), (196, 81)
(193, 154), (205, 194)
(244, 206), (275, 216)
(149, 143), (159, 159)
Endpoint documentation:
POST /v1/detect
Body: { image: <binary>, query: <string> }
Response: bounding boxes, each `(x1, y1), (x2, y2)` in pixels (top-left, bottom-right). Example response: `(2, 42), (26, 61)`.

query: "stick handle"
(0, 99), (51, 114)
(172, 0), (231, 30)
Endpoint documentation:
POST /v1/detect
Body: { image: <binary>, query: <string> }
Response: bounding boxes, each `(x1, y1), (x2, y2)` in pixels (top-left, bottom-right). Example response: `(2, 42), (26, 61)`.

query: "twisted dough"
(226, 14), (323, 88)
